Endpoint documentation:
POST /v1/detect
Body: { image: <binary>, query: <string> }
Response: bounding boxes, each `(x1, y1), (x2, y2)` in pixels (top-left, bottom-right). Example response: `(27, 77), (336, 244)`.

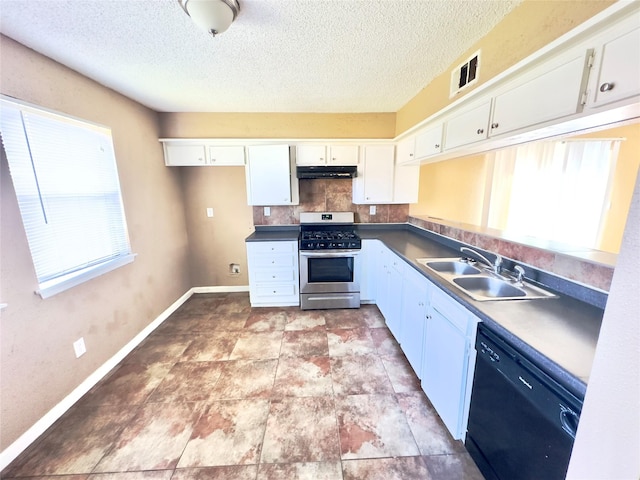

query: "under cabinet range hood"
(296, 165), (358, 179)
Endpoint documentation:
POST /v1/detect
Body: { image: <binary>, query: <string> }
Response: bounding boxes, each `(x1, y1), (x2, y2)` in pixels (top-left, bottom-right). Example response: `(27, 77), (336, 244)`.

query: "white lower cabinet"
(359, 240), (377, 303)
(375, 244), (404, 341)
(368, 246), (479, 441)
(246, 241), (299, 307)
(421, 287), (479, 440)
(399, 266), (430, 377)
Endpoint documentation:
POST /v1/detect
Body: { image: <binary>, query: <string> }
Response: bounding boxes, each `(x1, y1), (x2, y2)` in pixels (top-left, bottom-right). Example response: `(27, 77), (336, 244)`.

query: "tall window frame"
(1, 96), (135, 298)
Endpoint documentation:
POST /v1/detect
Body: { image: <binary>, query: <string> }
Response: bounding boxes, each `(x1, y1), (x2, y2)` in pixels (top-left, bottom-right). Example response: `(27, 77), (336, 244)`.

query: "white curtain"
(488, 139), (620, 249)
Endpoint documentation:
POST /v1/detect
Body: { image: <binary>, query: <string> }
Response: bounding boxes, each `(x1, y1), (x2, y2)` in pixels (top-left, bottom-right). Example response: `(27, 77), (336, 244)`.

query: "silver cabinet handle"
(491, 122), (499, 129)
(600, 82), (615, 92)
(434, 144), (440, 149)
(477, 128), (484, 135)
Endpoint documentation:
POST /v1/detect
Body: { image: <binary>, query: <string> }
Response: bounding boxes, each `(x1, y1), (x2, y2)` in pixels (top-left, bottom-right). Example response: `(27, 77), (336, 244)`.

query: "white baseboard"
(0, 288), (195, 471)
(192, 285), (249, 294)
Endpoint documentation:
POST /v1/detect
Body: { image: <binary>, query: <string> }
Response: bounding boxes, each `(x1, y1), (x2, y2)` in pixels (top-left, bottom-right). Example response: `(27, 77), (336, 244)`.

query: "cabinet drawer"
(254, 268), (297, 283)
(256, 284), (297, 297)
(251, 254), (295, 268)
(249, 242), (296, 255)
(430, 289), (471, 334)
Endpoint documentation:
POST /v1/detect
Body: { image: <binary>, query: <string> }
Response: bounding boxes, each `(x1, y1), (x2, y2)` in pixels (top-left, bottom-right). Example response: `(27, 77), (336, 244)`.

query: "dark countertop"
(246, 224), (604, 399)
(245, 226), (300, 242)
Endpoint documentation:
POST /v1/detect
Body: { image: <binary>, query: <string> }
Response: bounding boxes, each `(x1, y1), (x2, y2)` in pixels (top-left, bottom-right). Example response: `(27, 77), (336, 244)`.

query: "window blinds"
(1, 97), (133, 297)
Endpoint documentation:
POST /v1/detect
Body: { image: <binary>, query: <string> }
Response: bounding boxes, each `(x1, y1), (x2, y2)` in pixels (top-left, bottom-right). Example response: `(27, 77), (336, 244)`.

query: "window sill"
(37, 254), (137, 299)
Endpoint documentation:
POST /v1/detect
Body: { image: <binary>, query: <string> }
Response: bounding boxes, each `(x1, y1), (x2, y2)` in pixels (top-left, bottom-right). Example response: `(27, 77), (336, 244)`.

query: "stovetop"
(298, 212), (361, 250)
(299, 228), (361, 250)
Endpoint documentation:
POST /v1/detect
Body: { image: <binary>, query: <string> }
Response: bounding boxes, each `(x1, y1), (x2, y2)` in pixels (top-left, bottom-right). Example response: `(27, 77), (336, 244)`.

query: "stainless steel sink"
(416, 257), (556, 302)
(422, 260), (482, 275)
(453, 276), (526, 299)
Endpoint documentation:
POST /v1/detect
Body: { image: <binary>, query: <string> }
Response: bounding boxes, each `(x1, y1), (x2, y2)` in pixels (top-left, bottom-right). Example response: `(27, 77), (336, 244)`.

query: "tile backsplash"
(252, 178), (409, 226)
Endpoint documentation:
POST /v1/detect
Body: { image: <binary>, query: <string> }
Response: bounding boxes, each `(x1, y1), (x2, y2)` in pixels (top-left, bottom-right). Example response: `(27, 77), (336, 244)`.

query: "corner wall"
(0, 36), (191, 451)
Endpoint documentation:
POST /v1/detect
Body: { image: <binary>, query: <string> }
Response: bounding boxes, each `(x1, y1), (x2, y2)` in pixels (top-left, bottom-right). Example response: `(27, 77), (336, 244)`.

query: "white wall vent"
(450, 50), (481, 97)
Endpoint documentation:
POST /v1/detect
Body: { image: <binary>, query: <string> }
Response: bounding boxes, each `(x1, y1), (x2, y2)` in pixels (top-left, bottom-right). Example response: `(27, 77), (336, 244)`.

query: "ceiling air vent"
(450, 50), (480, 97)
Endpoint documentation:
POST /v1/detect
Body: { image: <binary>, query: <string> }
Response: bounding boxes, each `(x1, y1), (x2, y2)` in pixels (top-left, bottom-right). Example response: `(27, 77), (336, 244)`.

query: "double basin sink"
(416, 258), (556, 302)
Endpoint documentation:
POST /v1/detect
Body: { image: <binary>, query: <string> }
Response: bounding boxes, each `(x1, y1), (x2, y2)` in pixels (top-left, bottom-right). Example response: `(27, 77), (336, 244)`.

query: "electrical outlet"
(370, 205), (377, 215)
(73, 337), (86, 358)
(229, 263), (241, 274)
(264, 207), (271, 216)
(206, 207), (214, 218)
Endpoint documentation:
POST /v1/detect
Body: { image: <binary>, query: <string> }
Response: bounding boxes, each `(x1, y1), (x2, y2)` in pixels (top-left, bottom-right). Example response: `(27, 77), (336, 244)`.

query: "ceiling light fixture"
(179, 0), (240, 37)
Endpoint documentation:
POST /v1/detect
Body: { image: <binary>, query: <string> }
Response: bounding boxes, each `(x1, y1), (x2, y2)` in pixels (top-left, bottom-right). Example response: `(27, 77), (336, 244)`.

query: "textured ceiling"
(0, 0), (522, 113)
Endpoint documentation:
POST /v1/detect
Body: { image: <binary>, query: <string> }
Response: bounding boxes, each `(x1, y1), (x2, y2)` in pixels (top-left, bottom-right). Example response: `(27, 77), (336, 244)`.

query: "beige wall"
(160, 112), (396, 139)
(410, 154), (488, 225)
(0, 36), (191, 450)
(395, 0), (614, 135)
(180, 166), (254, 286)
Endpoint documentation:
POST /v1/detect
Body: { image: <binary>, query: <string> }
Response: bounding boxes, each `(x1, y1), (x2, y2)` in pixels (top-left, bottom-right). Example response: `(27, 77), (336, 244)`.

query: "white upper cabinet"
(414, 123), (444, 160)
(353, 144), (395, 204)
(296, 145), (327, 165)
(296, 144), (359, 166)
(396, 135), (416, 165)
(163, 143), (207, 166)
(489, 49), (591, 137)
(208, 145), (246, 166)
(163, 141), (244, 166)
(393, 162), (420, 204)
(245, 145), (299, 206)
(588, 14), (640, 108)
(443, 99), (492, 150)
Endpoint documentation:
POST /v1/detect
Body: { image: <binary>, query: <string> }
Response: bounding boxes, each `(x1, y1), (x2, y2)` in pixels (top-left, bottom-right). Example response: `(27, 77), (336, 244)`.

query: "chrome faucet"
(460, 247), (503, 275)
(513, 265), (525, 285)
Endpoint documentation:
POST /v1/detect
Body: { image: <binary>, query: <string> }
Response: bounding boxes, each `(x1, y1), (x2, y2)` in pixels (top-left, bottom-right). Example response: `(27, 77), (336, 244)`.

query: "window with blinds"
(0, 97), (134, 298)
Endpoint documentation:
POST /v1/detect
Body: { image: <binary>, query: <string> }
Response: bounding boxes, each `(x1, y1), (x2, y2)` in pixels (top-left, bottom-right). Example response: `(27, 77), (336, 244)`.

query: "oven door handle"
(299, 250), (361, 257)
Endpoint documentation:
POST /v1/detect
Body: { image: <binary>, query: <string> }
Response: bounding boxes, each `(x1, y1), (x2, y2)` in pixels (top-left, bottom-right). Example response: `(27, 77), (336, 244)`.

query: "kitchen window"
(486, 138), (621, 250)
(0, 97), (134, 298)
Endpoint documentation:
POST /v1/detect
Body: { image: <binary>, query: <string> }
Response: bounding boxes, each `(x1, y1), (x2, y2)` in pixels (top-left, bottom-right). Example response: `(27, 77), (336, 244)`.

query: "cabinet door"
(396, 136), (416, 165)
(443, 100), (491, 150)
(208, 146), (245, 166)
(400, 268), (430, 378)
(328, 145), (359, 165)
(590, 20), (640, 108)
(414, 123), (443, 159)
(164, 144), (207, 166)
(490, 50), (590, 137)
(246, 145), (294, 206)
(422, 308), (469, 440)
(296, 145), (327, 165)
(375, 245), (390, 318)
(386, 262), (404, 341)
(392, 162), (420, 204)
(360, 240), (377, 302)
(355, 145), (395, 204)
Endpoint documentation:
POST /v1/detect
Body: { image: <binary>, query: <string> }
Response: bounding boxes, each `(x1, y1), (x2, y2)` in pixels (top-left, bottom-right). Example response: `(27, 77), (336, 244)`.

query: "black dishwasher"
(466, 324), (583, 480)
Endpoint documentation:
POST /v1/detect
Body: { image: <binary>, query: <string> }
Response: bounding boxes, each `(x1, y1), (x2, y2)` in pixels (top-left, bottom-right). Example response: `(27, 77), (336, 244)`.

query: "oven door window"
(308, 257), (354, 283)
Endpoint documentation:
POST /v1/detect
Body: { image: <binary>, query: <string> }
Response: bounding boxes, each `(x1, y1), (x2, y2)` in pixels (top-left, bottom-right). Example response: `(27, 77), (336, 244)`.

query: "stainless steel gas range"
(299, 212), (361, 310)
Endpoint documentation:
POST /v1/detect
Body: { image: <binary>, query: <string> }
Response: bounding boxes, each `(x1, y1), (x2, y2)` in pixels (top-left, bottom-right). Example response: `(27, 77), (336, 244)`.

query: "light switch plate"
(370, 206), (376, 215)
(264, 207), (271, 216)
(73, 337), (86, 358)
(206, 208), (214, 217)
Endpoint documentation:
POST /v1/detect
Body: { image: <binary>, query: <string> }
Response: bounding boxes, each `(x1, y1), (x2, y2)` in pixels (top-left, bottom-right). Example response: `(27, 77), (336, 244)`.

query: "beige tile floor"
(2, 293), (485, 480)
